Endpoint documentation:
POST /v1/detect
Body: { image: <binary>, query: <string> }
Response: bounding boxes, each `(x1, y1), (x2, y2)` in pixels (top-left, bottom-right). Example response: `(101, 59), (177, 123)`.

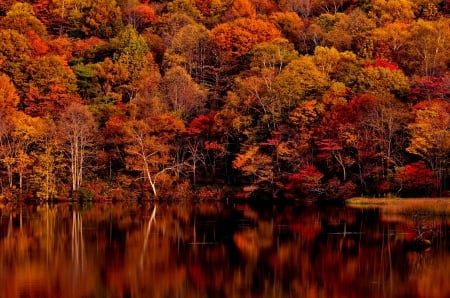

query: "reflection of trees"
(1, 203), (450, 297)
(71, 211), (85, 278)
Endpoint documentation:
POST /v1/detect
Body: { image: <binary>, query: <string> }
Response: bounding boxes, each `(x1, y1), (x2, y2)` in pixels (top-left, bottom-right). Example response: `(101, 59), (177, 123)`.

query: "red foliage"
(315, 139), (342, 151)
(195, 0), (212, 16)
(123, 4), (156, 32)
(27, 30), (49, 56)
(32, 0), (51, 25)
(103, 115), (128, 145)
(285, 165), (323, 199)
(24, 83), (81, 118)
(364, 58), (399, 71)
(204, 141), (221, 150)
(261, 130), (283, 147)
(395, 161), (438, 197)
(409, 75), (450, 102)
(73, 37), (107, 57)
(187, 111), (217, 136)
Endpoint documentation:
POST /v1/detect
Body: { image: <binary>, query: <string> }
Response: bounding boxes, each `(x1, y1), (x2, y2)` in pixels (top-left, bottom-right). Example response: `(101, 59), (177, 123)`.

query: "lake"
(0, 201), (449, 298)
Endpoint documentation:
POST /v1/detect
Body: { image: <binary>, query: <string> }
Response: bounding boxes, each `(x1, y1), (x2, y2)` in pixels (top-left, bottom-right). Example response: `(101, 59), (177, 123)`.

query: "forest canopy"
(0, 0), (449, 201)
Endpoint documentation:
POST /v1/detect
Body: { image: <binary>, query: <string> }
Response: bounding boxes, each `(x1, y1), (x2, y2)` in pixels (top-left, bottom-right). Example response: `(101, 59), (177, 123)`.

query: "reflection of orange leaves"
(233, 231), (259, 258)
(233, 223), (272, 258)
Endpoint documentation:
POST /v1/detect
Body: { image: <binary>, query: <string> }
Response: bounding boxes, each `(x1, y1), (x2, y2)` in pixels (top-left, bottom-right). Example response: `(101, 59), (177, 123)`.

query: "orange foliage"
(123, 4), (157, 32)
(0, 74), (20, 112)
(226, 0), (256, 20)
(194, 0), (213, 16)
(73, 37), (107, 57)
(210, 18), (281, 57)
(26, 30), (49, 57)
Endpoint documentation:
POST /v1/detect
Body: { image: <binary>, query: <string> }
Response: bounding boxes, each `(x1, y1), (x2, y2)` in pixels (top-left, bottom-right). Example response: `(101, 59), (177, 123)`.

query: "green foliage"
(357, 64), (410, 98)
(271, 56), (328, 106)
(249, 38), (298, 73)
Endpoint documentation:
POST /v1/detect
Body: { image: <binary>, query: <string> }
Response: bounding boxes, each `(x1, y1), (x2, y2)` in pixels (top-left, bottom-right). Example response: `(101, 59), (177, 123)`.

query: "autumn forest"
(0, 0), (449, 201)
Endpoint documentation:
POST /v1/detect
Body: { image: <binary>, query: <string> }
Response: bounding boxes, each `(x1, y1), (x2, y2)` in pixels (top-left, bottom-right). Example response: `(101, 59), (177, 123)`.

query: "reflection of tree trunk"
(72, 211), (85, 274)
(46, 205), (56, 266)
(139, 206), (157, 268)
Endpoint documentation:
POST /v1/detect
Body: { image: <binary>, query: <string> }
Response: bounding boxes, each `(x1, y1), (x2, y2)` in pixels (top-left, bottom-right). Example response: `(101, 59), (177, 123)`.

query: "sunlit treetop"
(210, 17), (281, 58)
(1, 2), (48, 38)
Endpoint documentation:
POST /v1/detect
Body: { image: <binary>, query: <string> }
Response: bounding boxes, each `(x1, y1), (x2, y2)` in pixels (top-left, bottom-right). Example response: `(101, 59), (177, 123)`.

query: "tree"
(315, 0), (350, 14)
(399, 19), (450, 77)
(270, 55), (328, 121)
(407, 99), (450, 195)
(111, 25), (151, 101)
(0, 76), (21, 191)
(284, 165), (324, 199)
(232, 145), (274, 188)
(278, 0), (314, 18)
(409, 75), (450, 102)
(249, 38), (298, 74)
(394, 162), (436, 197)
(153, 13), (197, 49)
(325, 9), (375, 52)
(24, 55), (78, 95)
(316, 94), (410, 194)
(369, 22), (410, 62)
(0, 0), (14, 15)
(22, 55), (80, 117)
(30, 117), (62, 200)
(225, 0), (256, 20)
(269, 12), (304, 49)
(0, 74), (19, 111)
(92, 57), (129, 104)
(0, 29), (31, 91)
(167, 0), (203, 21)
(124, 114), (185, 197)
(59, 103), (98, 193)
(163, 23), (211, 85)
(1, 2), (48, 38)
(368, 0), (416, 25)
(312, 46), (341, 79)
(356, 58), (410, 99)
(123, 4), (156, 32)
(184, 111), (225, 184)
(160, 66), (207, 120)
(10, 114), (44, 192)
(210, 17), (281, 58)
(82, 0), (123, 38)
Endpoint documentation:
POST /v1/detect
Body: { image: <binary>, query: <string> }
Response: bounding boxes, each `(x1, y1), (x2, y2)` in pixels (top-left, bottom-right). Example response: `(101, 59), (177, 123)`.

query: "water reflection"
(0, 202), (449, 297)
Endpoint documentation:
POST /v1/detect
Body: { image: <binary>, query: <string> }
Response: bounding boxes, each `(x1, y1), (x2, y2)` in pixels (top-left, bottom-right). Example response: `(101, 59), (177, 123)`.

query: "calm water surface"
(0, 201), (449, 298)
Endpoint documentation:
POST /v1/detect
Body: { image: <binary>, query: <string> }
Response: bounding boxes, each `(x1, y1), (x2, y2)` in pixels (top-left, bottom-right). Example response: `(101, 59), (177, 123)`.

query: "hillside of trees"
(0, 0), (449, 201)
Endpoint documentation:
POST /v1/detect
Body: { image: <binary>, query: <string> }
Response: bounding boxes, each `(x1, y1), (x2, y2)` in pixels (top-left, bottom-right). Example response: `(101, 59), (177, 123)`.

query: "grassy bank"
(346, 197), (450, 214)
